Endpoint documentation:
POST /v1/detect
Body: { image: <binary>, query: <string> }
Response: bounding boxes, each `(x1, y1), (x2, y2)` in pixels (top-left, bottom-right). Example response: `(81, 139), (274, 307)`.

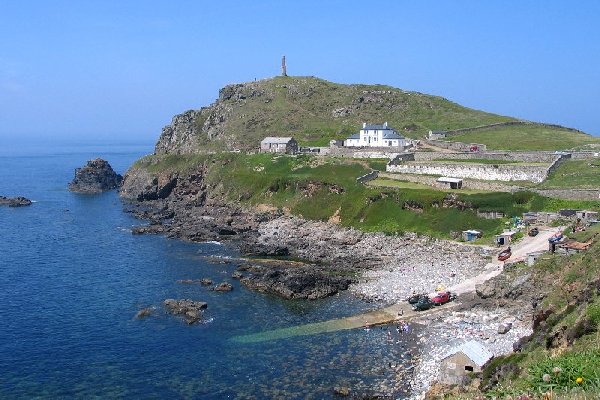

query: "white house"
(345, 122), (405, 147)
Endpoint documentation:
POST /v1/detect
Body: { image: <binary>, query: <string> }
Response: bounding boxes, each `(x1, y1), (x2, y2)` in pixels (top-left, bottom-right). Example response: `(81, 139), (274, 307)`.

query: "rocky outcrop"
(163, 299), (207, 324)
(68, 158), (123, 193)
(0, 196), (32, 207)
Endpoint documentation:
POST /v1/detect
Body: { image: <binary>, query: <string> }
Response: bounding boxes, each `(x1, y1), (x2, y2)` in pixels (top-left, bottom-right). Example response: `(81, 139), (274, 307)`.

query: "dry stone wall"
(386, 162), (549, 183)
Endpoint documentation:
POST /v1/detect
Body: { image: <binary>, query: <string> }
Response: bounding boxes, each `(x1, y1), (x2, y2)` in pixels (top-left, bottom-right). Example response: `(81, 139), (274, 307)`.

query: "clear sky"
(1, 0), (599, 144)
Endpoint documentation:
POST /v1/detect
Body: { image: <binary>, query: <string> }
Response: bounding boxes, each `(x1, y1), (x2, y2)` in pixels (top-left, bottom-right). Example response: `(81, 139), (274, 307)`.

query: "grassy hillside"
(133, 153), (600, 240)
(444, 124), (600, 151)
(540, 158), (600, 189)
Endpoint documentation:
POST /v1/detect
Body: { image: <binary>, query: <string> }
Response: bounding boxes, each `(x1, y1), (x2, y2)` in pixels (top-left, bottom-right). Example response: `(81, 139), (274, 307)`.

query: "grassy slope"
(134, 153), (600, 240)
(197, 76), (516, 148)
(445, 124), (600, 151)
(540, 158), (600, 189)
(179, 76), (598, 151)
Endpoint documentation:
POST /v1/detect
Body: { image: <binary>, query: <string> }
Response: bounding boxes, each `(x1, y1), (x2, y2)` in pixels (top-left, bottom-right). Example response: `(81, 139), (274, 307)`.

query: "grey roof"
(382, 131), (404, 140)
(261, 137), (294, 144)
(347, 133), (360, 139)
(443, 340), (493, 366)
(362, 124), (390, 130)
(437, 177), (463, 184)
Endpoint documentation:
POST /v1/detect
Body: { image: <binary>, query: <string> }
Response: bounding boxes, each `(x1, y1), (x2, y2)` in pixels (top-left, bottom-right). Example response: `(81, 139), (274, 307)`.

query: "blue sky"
(1, 1), (599, 144)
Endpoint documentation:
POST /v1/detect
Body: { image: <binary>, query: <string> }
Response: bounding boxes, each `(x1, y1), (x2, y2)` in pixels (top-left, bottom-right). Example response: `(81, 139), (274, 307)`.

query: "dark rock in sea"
(0, 196), (32, 207)
(241, 266), (352, 300)
(135, 307), (154, 319)
(333, 386), (350, 396)
(231, 271), (243, 279)
(200, 278), (213, 286)
(213, 282), (233, 292)
(68, 158), (123, 193)
(163, 299), (207, 324)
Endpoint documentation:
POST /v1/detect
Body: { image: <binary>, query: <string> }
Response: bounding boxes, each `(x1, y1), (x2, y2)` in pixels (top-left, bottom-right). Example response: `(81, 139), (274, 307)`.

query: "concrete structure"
(527, 251), (545, 266)
(260, 137), (298, 154)
(439, 340), (494, 385)
(462, 230), (482, 242)
(345, 122), (405, 147)
(577, 210), (598, 221)
(437, 177), (463, 189)
(495, 231), (518, 246)
(477, 210), (505, 219)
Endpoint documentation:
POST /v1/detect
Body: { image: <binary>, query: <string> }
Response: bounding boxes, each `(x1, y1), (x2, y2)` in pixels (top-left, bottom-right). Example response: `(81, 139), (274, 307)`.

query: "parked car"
(412, 297), (435, 311)
(528, 227), (539, 237)
(407, 293), (429, 304)
(431, 291), (456, 306)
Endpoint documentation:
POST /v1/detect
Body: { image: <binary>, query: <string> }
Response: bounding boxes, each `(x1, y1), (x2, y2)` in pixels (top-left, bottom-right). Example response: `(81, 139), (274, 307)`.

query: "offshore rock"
(69, 158), (123, 193)
(163, 299), (207, 324)
(0, 196), (32, 207)
(213, 282), (234, 292)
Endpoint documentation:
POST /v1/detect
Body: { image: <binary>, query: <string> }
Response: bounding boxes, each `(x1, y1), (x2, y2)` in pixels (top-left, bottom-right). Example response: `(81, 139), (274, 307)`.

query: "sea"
(0, 142), (417, 399)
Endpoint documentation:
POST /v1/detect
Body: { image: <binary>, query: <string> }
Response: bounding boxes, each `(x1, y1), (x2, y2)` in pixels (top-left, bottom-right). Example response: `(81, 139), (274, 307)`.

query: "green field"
(445, 124), (600, 151)
(540, 159), (600, 188)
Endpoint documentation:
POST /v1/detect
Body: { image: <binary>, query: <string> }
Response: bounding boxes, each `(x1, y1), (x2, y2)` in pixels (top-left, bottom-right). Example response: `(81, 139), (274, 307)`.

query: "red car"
(431, 291), (455, 305)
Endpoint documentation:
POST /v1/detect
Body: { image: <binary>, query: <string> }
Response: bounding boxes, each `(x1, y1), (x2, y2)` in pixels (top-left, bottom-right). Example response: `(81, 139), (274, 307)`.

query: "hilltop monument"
(281, 55), (287, 76)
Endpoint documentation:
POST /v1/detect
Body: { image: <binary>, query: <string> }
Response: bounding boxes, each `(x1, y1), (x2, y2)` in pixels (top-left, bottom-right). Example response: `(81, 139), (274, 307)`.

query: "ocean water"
(0, 143), (416, 399)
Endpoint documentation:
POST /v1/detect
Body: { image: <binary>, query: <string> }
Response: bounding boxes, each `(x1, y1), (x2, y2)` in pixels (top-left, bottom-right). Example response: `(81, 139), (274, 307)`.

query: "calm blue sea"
(0, 143), (415, 399)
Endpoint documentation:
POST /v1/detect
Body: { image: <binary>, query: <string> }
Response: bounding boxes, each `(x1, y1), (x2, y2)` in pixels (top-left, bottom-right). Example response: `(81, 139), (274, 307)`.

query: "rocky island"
(69, 158), (123, 193)
(0, 196), (32, 207)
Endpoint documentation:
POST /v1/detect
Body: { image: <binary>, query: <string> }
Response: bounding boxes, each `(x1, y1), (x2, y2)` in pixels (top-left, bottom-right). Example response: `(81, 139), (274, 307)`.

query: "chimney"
(362, 122), (367, 128)
(384, 122), (388, 128)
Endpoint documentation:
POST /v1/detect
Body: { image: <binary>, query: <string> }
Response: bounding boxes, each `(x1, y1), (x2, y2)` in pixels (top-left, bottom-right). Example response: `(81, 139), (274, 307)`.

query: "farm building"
(260, 137), (298, 154)
(437, 177), (463, 189)
(438, 340), (494, 386)
(495, 231), (518, 246)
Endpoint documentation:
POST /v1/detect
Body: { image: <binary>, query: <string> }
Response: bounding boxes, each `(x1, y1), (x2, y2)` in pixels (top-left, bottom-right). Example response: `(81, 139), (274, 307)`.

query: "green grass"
(445, 125), (600, 151)
(367, 177), (495, 194)
(133, 153), (599, 241)
(540, 159), (600, 189)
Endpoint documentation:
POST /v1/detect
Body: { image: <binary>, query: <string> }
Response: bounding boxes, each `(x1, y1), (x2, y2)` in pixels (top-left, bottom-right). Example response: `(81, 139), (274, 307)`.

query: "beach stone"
(163, 299), (207, 324)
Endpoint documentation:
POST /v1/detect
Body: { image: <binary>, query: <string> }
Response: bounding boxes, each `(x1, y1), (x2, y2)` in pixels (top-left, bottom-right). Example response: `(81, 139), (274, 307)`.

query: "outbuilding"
(462, 230), (482, 242)
(437, 177), (463, 189)
(495, 230), (518, 246)
(260, 137), (298, 154)
(438, 340), (494, 386)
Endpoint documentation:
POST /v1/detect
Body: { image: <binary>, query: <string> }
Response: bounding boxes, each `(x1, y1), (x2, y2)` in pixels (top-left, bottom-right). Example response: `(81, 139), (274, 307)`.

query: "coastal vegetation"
(540, 158), (600, 189)
(132, 153), (599, 241)
(444, 124), (600, 151)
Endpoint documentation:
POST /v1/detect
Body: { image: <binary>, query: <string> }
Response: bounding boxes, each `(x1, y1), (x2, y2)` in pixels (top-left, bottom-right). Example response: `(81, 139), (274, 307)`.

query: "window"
(465, 365), (474, 372)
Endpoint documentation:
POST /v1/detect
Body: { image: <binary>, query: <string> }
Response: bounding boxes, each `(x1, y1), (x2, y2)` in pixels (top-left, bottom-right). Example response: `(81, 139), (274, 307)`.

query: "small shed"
(495, 230), (517, 246)
(527, 251), (545, 267)
(439, 340), (494, 386)
(437, 177), (463, 189)
(577, 210), (598, 221)
(260, 137), (298, 154)
(462, 230), (482, 242)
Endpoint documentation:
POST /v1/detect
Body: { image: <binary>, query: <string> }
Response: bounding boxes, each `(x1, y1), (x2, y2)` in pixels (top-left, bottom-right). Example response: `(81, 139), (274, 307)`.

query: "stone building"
(260, 137), (298, 154)
(438, 340), (493, 386)
(345, 122), (405, 147)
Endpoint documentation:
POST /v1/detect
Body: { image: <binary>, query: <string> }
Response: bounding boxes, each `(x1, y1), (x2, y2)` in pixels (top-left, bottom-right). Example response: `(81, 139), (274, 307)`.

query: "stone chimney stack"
(281, 55), (287, 77)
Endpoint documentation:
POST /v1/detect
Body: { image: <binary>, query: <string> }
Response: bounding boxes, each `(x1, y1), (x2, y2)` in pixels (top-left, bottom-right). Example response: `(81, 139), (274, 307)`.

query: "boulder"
(214, 282), (233, 292)
(163, 299), (207, 324)
(135, 307), (154, 319)
(497, 322), (512, 334)
(231, 271), (244, 279)
(68, 158), (123, 193)
(0, 196), (32, 207)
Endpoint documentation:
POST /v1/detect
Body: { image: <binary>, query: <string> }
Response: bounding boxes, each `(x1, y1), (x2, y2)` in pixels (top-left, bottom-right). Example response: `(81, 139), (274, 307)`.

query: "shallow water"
(0, 143), (417, 398)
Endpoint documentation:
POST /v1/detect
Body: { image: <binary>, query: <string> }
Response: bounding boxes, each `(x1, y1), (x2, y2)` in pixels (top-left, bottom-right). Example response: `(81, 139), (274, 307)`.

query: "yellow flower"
(576, 377), (583, 384)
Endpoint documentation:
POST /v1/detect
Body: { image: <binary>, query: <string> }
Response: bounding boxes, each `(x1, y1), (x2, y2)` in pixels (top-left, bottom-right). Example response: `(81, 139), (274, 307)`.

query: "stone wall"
(425, 139), (487, 152)
(534, 189), (600, 201)
(441, 121), (584, 137)
(329, 146), (406, 159)
(386, 162), (549, 183)
(378, 172), (522, 192)
(414, 151), (559, 163)
(357, 170), (379, 184)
